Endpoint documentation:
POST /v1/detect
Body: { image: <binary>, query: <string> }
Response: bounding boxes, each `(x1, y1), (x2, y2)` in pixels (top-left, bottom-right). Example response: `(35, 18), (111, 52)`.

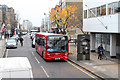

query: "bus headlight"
(47, 53), (50, 55)
(65, 53), (68, 55)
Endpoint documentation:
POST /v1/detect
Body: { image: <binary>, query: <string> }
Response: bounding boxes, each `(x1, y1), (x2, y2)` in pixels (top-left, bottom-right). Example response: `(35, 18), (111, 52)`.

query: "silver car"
(11, 35), (19, 42)
(6, 39), (17, 49)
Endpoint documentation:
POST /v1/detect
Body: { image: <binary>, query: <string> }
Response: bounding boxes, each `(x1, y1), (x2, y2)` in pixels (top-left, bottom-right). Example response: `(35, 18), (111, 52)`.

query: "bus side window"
(40, 38), (43, 46)
(42, 39), (44, 46)
(39, 37), (41, 46)
(36, 36), (39, 44)
(44, 39), (46, 50)
(41, 38), (43, 46)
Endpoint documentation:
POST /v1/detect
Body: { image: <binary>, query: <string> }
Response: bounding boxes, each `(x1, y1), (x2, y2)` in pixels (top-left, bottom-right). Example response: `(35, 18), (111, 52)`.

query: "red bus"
(35, 33), (69, 60)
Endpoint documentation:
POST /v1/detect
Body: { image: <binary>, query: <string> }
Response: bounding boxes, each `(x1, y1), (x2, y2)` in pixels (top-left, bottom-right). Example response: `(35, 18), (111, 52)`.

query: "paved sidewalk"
(0, 39), (6, 58)
(69, 43), (118, 79)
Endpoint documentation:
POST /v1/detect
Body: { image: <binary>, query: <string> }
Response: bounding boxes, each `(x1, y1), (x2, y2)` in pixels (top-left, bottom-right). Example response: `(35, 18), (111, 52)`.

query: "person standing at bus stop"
(20, 37), (24, 46)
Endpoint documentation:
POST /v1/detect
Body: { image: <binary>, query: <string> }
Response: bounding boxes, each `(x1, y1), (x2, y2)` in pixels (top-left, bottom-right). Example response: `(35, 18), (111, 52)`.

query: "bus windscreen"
(47, 36), (68, 52)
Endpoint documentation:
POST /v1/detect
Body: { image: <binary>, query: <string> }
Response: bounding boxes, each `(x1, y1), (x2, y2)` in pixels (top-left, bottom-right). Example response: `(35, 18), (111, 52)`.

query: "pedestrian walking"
(97, 44), (104, 60)
(19, 37), (24, 46)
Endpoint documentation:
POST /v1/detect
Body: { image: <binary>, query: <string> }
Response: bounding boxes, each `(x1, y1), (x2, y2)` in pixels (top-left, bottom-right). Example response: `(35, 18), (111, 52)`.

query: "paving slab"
(69, 43), (118, 79)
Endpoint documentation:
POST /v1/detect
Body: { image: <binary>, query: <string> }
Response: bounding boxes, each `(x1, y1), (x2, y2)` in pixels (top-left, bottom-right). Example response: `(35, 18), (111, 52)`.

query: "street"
(6, 34), (96, 79)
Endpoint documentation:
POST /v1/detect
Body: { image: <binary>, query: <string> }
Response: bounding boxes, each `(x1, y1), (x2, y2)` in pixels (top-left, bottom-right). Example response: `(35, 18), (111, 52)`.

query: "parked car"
(22, 32), (27, 35)
(31, 32), (36, 40)
(6, 39), (17, 49)
(11, 35), (19, 42)
(31, 33), (35, 41)
(32, 37), (35, 48)
(30, 30), (39, 39)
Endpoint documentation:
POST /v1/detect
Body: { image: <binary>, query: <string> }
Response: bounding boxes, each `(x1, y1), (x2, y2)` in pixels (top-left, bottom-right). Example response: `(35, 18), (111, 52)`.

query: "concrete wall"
(116, 34), (120, 54)
(119, 14), (120, 33)
(83, 13), (119, 33)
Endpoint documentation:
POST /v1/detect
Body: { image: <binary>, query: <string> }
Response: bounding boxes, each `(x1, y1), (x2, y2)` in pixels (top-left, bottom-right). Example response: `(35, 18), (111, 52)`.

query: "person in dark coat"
(19, 37), (24, 46)
(97, 44), (104, 60)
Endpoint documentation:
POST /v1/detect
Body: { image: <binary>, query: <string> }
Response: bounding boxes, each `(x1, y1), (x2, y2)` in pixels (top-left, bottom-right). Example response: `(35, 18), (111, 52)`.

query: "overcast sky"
(0, 0), (59, 26)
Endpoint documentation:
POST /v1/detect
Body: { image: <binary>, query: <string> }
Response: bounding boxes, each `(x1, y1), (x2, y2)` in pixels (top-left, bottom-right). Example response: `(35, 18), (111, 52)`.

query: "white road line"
(32, 52), (34, 56)
(41, 66), (49, 78)
(35, 57), (40, 64)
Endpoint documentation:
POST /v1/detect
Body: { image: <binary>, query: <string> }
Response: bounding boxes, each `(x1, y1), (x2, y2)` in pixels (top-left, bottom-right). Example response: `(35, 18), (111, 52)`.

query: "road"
(6, 34), (97, 79)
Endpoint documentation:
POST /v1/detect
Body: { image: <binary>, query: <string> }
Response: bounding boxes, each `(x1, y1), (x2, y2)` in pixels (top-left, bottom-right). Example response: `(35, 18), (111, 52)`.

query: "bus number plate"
(55, 58), (60, 60)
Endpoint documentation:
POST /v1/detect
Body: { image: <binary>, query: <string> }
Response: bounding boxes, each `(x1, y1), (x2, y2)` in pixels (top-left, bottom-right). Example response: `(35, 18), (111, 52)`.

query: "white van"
(0, 57), (33, 79)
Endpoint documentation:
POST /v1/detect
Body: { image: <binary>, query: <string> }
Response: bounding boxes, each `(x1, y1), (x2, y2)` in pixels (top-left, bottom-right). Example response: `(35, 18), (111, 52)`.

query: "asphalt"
(7, 34), (97, 79)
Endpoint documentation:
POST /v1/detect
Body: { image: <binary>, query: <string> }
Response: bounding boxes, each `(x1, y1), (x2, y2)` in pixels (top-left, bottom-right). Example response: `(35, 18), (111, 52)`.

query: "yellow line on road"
(66, 60), (97, 79)
(6, 49), (8, 58)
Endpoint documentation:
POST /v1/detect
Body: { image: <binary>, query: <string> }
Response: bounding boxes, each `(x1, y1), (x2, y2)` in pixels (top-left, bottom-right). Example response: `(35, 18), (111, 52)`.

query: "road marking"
(32, 52), (35, 56)
(41, 66), (49, 78)
(6, 49), (8, 58)
(66, 60), (96, 79)
(35, 57), (40, 64)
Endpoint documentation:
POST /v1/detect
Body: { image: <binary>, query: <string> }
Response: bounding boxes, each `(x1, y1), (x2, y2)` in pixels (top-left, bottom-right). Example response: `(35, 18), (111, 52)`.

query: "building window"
(96, 34), (104, 44)
(108, 1), (120, 15)
(114, 2), (120, 13)
(91, 8), (96, 17)
(84, 10), (87, 19)
(108, 3), (112, 14)
(106, 34), (110, 45)
(97, 7), (101, 16)
(101, 5), (106, 16)
(88, 9), (92, 18)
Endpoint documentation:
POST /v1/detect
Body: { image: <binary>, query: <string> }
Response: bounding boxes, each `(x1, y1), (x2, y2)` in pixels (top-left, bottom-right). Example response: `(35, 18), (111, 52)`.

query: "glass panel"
(108, 2), (120, 14)
(47, 36), (68, 52)
(114, 2), (118, 14)
(118, 1), (120, 13)
(108, 3), (113, 14)
(106, 34), (110, 45)
(97, 7), (100, 16)
(88, 9), (92, 18)
(84, 10), (87, 18)
(91, 8), (96, 17)
(44, 39), (46, 50)
(101, 5), (106, 16)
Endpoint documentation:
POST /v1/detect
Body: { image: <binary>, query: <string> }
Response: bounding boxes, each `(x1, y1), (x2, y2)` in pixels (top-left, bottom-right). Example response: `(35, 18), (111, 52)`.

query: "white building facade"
(83, 0), (120, 58)
(23, 20), (32, 31)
